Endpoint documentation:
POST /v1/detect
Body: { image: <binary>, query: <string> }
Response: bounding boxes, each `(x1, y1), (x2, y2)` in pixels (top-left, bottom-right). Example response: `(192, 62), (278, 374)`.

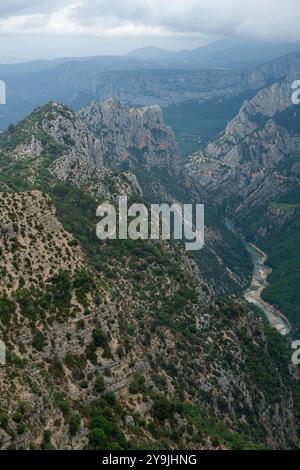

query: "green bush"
(0, 296), (16, 325)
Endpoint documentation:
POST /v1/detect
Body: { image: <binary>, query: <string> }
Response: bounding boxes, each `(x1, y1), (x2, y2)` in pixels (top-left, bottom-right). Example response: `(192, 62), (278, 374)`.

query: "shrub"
(0, 297), (16, 325)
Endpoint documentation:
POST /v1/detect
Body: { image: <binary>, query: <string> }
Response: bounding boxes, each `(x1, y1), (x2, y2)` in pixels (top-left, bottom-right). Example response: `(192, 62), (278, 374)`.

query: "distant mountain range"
(1, 39), (300, 77)
(128, 39), (300, 69)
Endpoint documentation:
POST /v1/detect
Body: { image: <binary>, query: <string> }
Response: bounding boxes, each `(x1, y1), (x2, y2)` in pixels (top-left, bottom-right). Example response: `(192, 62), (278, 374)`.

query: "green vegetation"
(183, 403), (265, 450)
(0, 297), (16, 326)
(163, 91), (257, 157)
(261, 208), (300, 337)
(88, 395), (129, 450)
(128, 390), (265, 450)
(237, 181), (300, 336)
(32, 331), (47, 351)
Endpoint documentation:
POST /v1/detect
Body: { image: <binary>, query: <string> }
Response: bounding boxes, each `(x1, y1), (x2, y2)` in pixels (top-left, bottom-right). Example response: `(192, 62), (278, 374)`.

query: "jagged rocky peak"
(79, 98), (181, 175)
(6, 97), (181, 181)
(80, 98), (165, 130)
(225, 81), (295, 138)
(31, 101), (105, 168)
(5, 100), (105, 170)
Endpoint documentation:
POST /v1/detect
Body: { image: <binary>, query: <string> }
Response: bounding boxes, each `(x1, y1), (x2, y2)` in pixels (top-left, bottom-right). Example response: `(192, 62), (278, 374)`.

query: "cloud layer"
(0, 0), (300, 42)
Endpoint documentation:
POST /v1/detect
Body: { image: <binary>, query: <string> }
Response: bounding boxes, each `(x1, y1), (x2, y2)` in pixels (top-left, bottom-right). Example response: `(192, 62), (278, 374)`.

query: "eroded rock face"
(0, 101), (144, 200)
(0, 99), (180, 200)
(79, 98), (181, 176)
(41, 101), (107, 169)
(185, 74), (300, 215)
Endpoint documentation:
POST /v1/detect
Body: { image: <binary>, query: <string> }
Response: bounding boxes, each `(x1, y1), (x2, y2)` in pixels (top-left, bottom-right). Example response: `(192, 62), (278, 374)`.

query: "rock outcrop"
(79, 98), (181, 176)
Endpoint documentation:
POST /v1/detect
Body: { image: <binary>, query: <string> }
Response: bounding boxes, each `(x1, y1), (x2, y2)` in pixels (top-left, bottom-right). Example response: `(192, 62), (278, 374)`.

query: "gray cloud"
(0, 0), (68, 18)
(1, 0), (300, 41)
(69, 0), (300, 40)
(0, 0), (300, 61)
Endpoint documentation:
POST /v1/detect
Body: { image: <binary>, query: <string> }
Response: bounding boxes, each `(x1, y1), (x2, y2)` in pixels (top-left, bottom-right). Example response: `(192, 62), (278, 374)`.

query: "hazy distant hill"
(127, 46), (177, 61)
(0, 58), (72, 76)
(128, 39), (300, 69)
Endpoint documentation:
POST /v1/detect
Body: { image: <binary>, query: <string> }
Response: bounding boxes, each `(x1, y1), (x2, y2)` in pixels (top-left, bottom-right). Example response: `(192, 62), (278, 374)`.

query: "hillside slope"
(1, 190), (300, 449)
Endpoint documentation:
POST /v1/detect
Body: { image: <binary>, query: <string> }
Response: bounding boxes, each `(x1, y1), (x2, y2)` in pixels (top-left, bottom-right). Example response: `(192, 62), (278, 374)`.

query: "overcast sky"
(1, 0), (300, 61)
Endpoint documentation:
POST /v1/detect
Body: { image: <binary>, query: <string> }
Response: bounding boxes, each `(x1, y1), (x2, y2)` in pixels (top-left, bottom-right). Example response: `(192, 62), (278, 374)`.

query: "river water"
(225, 219), (291, 336)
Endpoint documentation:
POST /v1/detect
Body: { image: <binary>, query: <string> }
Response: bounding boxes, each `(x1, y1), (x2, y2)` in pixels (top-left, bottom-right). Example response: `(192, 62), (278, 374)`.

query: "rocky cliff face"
(185, 71), (300, 217)
(0, 101), (143, 200)
(76, 51), (300, 107)
(74, 51), (300, 108)
(79, 98), (181, 176)
(0, 98), (180, 198)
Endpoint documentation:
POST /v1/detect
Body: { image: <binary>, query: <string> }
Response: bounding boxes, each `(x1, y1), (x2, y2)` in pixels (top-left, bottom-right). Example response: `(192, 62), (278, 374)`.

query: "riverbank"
(225, 219), (291, 336)
(244, 242), (291, 336)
